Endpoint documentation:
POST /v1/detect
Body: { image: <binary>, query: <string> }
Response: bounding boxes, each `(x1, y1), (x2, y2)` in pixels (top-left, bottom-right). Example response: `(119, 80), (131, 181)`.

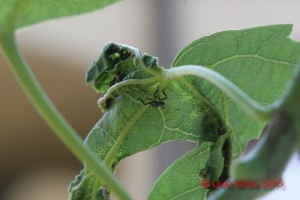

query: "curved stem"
(99, 77), (159, 112)
(0, 31), (132, 200)
(164, 65), (274, 122)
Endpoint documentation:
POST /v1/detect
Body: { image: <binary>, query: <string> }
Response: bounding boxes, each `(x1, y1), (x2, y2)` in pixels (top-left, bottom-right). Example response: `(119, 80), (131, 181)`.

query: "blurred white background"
(1, 0), (300, 199)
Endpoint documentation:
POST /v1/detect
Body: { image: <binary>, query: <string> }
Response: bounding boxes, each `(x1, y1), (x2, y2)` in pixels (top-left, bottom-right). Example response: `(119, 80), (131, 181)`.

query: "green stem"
(0, 31), (132, 200)
(164, 65), (274, 122)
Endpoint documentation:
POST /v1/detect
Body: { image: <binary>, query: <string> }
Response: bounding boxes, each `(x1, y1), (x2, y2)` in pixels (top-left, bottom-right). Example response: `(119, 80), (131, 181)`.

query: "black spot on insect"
(138, 88), (167, 109)
(218, 137), (231, 182)
(120, 49), (133, 60)
(106, 43), (121, 55)
(200, 113), (226, 143)
(200, 136), (232, 194)
(199, 168), (208, 179)
(109, 77), (118, 87)
(105, 97), (114, 109)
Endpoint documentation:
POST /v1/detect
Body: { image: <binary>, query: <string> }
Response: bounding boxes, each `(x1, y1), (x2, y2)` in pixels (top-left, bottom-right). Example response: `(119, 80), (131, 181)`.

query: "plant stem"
(0, 31), (132, 200)
(164, 65), (274, 122)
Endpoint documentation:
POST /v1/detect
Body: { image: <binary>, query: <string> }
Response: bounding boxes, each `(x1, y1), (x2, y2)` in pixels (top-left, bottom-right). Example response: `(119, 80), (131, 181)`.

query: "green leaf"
(148, 144), (210, 200)
(85, 43), (161, 93)
(0, 0), (120, 31)
(70, 25), (300, 199)
(70, 44), (225, 199)
(172, 24), (300, 158)
(149, 133), (231, 200)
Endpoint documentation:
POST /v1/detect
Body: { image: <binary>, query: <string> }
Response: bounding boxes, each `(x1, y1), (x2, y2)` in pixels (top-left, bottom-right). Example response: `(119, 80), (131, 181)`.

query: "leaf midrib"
(104, 100), (149, 165)
(209, 54), (295, 69)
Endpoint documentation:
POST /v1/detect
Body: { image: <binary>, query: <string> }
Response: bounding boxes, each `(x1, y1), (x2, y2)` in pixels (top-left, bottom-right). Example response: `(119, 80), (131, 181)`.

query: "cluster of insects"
(107, 43), (136, 87)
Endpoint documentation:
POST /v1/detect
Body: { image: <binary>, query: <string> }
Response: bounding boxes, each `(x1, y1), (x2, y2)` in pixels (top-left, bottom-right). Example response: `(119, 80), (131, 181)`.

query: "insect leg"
(138, 98), (149, 105)
(153, 87), (160, 99)
(160, 89), (168, 100)
(141, 89), (152, 100)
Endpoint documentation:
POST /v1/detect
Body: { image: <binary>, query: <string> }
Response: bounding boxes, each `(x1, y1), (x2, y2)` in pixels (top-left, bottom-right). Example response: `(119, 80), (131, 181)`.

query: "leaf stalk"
(164, 65), (274, 122)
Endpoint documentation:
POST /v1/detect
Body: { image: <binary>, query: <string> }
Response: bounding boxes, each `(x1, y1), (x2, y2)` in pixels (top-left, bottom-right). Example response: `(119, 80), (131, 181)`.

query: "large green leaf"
(70, 25), (300, 199)
(70, 43), (226, 199)
(172, 24), (300, 158)
(0, 0), (120, 31)
(149, 25), (300, 199)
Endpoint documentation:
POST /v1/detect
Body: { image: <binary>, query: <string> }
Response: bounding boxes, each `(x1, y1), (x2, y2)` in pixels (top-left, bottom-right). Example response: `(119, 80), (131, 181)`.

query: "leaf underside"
(70, 25), (300, 200)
